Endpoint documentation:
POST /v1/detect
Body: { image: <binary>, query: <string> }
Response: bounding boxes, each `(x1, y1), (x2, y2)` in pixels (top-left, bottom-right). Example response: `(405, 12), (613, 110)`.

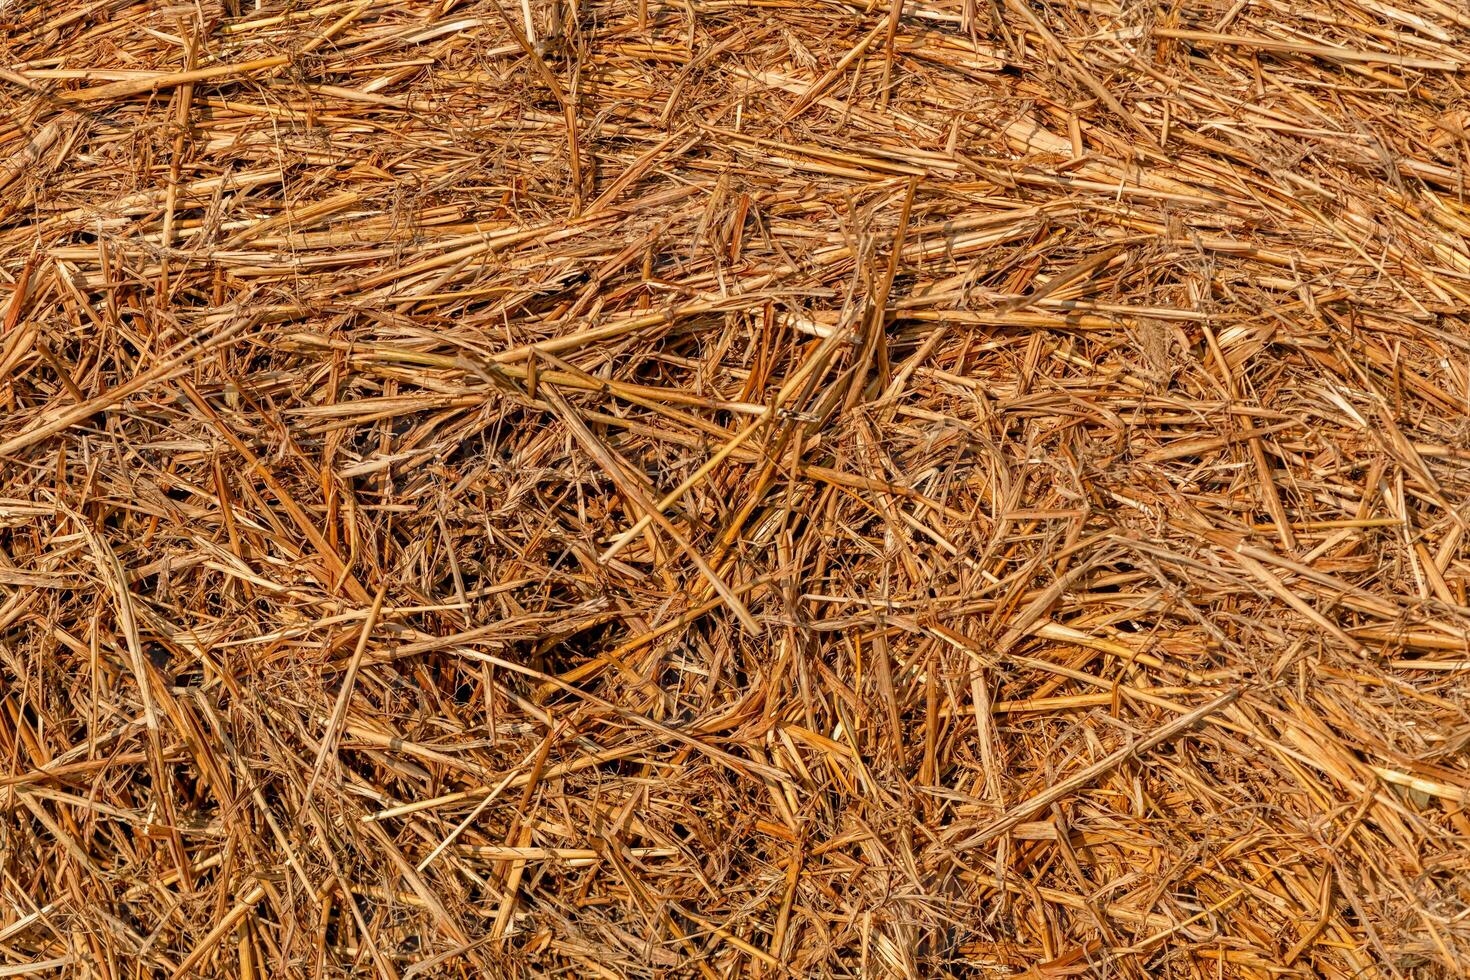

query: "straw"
(3, 0), (1470, 975)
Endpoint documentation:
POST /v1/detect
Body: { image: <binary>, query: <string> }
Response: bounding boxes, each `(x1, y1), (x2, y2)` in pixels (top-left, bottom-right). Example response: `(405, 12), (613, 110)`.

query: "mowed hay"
(2, 0), (1470, 975)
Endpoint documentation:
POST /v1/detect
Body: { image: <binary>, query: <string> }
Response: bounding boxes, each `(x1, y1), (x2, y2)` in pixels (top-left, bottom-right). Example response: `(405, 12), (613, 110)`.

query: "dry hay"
(3, 0), (1470, 975)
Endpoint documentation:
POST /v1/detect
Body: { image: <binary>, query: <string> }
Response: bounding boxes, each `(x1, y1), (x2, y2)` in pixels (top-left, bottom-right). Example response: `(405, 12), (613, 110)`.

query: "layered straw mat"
(3, 0), (1470, 976)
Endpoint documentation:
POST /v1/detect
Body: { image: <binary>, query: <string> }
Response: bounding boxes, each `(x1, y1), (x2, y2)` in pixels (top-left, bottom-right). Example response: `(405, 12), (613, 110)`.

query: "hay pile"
(3, 0), (1470, 975)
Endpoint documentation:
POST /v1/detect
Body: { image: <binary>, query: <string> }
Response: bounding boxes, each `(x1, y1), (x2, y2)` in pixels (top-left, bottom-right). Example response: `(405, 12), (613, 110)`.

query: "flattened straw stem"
(57, 56), (291, 102)
(952, 689), (1241, 854)
(307, 584), (388, 797)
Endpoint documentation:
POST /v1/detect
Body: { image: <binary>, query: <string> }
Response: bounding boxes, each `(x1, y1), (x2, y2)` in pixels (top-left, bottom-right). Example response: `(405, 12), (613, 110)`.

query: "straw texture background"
(3, 0), (1470, 975)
